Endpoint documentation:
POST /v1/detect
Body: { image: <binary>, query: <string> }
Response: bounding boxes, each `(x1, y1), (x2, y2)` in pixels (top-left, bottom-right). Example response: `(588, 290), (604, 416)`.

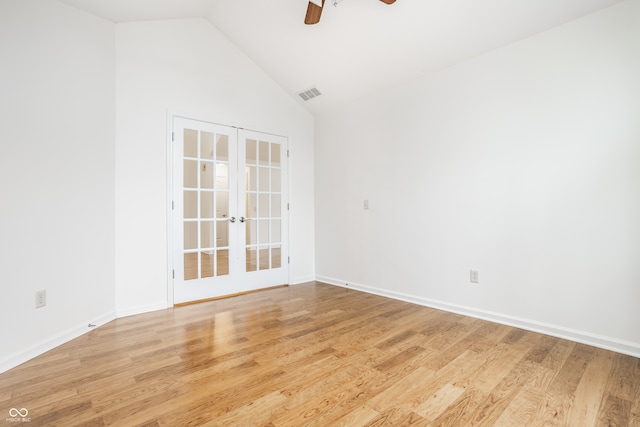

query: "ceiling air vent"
(297, 87), (322, 101)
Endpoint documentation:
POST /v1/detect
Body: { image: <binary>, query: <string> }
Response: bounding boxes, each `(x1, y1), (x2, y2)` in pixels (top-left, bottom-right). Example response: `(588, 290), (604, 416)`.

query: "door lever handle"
(239, 217), (252, 223)
(229, 216), (236, 223)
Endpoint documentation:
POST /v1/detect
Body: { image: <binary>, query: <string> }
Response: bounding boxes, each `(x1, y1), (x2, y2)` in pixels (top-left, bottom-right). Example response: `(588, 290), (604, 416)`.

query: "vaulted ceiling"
(58, 0), (625, 115)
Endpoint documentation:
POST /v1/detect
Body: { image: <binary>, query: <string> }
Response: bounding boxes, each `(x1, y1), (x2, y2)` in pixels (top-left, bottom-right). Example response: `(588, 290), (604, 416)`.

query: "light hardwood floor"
(1, 282), (638, 426)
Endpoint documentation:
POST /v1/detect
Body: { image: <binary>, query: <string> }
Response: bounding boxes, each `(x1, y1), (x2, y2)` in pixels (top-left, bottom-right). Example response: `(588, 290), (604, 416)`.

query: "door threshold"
(174, 284), (289, 307)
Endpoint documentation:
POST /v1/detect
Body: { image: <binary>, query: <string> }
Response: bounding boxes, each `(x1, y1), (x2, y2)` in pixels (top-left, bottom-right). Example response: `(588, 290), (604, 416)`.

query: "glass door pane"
(241, 134), (285, 273)
(181, 128), (232, 281)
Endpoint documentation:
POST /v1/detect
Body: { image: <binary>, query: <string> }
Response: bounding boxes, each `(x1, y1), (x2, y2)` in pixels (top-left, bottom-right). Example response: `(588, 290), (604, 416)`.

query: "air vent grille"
(297, 87), (322, 101)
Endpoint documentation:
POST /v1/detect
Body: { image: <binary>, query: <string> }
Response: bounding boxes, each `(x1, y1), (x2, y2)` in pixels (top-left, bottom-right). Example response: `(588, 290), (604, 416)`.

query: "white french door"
(172, 117), (289, 304)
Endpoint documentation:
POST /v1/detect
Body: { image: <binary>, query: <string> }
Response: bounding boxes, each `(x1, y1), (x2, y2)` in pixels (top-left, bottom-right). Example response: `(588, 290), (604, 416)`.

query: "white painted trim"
(316, 275), (640, 359)
(1, 302), (172, 374)
(116, 302), (169, 319)
(291, 275), (316, 285)
(286, 137), (292, 287)
(0, 310), (116, 374)
(166, 110), (175, 307)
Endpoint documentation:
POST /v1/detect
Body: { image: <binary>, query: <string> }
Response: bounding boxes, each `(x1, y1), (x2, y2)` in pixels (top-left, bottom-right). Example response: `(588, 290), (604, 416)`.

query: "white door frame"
(166, 113), (290, 306)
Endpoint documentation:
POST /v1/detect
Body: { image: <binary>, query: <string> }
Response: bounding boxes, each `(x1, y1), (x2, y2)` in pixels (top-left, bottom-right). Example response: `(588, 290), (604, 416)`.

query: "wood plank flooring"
(1, 282), (639, 426)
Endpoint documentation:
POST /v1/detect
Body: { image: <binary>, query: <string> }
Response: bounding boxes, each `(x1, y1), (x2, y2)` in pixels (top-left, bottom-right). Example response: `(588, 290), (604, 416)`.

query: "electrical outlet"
(470, 270), (479, 284)
(35, 290), (46, 308)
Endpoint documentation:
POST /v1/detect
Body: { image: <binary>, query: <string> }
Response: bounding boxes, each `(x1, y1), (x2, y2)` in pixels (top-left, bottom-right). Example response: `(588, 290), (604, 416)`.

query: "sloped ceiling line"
(59, 0), (625, 115)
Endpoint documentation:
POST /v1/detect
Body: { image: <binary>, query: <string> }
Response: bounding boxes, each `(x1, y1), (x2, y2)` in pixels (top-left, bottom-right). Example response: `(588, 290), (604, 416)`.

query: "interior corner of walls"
(291, 275), (316, 285)
(0, 310), (116, 375)
(116, 302), (169, 319)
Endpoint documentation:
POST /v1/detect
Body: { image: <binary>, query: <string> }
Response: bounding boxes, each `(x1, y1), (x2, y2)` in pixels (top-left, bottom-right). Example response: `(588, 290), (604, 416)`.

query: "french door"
(172, 117), (288, 304)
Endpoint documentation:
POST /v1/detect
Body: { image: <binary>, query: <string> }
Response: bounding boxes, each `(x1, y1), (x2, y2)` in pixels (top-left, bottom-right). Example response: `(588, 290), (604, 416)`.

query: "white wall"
(315, 0), (640, 356)
(0, 0), (116, 371)
(115, 19), (315, 315)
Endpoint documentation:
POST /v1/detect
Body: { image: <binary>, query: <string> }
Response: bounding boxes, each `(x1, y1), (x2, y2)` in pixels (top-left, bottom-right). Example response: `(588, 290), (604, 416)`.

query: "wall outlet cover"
(470, 270), (479, 284)
(35, 290), (46, 308)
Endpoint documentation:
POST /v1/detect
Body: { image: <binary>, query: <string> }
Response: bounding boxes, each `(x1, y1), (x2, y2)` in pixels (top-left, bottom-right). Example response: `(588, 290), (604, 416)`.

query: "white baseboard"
(0, 310), (116, 374)
(291, 275), (316, 285)
(8, 276), (636, 375)
(116, 302), (169, 318)
(1, 302), (168, 374)
(316, 275), (640, 359)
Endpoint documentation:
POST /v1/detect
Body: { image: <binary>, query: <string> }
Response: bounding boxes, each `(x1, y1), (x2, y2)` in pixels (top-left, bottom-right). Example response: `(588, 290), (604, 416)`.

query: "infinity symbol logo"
(9, 408), (28, 417)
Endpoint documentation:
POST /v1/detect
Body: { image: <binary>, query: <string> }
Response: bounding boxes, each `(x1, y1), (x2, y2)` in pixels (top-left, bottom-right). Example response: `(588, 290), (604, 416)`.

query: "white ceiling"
(58, 0), (625, 115)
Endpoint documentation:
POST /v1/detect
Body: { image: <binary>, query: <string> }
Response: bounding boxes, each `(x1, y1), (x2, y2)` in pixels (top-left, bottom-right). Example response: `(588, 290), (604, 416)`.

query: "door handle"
(239, 217), (252, 223)
(229, 216), (236, 223)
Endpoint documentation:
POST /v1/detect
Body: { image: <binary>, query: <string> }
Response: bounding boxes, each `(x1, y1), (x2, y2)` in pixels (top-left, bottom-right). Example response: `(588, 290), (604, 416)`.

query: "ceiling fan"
(305, 0), (397, 25)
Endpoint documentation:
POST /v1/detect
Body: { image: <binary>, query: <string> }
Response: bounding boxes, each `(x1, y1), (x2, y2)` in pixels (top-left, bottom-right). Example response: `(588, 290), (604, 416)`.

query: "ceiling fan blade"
(379, 0), (396, 4)
(305, 0), (324, 25)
